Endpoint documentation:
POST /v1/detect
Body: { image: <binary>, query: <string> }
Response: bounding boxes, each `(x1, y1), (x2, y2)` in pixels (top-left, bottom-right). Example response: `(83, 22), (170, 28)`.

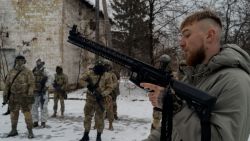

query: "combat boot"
(108, 121), (114, 131)
(51, 112), (57, 118)
(96, 132), (102, 141)
(79, 131), (89, 141)
(3, 108), (10, 115)
(41, 122), (46, 128)
(7, 129), (18, 137)
(114, 114), (118, 120)
(61, 111), (64, 118)
(33, 122), (39, 128)
(27, 129), (34, 139)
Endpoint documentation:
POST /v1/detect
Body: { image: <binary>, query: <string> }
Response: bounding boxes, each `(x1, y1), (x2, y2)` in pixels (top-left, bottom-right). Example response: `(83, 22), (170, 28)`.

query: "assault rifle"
(39, 76), (48, 109)
(53, 81), (67, 99)
(86, 77), (105, 111)
(68, 25), (217, 141)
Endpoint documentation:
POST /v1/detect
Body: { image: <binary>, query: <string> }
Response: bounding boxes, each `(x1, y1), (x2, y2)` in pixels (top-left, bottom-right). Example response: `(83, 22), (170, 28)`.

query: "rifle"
(2, 70), (23, 106)
(39, 76), (48, 109)
(2, 89), (10, 106)
(68, 25), (217, 141)
(86, 77), (105, 111)
(53, 81), (67, 99)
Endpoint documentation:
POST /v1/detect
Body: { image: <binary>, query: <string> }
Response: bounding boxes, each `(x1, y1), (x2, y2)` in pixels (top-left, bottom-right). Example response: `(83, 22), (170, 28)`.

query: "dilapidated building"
(0, 0), (108, 87)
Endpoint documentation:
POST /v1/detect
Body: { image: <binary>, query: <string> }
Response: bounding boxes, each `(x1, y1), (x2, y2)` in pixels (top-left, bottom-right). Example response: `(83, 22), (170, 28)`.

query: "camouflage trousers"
(112, 93), (118, 117)
(53, 92), (65, 114)
(151, 109), (162, 131)
(83, 98), (105, 133)
(32, 92), (49, 122)
(9, 103), (33, 130)
(104, 95), (114, 122)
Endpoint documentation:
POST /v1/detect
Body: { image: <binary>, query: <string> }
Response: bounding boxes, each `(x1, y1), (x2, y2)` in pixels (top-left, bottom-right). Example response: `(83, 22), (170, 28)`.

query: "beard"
(186, 45), (205, 66)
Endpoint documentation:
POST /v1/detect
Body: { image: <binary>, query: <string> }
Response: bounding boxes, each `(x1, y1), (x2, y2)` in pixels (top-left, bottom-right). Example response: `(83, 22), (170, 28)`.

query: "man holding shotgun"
(141, 10), (250, 141)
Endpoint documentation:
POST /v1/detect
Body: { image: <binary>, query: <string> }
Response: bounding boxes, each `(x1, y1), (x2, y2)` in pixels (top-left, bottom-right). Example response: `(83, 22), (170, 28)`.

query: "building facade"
(0, 0), (106, 86)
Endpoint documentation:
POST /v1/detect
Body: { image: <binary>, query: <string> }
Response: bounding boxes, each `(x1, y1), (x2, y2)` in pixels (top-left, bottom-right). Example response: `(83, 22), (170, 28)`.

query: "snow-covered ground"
(0, 80), (153, 141)
(1, 79), (250, 141)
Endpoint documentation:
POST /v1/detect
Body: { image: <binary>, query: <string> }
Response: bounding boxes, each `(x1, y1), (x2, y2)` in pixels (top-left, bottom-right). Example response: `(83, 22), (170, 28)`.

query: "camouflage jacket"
(79, 70), (114, 99)
(53, 73), (68, 92)
(109, 71), (120, 95)
(4, 67), (35, 102)
(33, 66), (48, 93)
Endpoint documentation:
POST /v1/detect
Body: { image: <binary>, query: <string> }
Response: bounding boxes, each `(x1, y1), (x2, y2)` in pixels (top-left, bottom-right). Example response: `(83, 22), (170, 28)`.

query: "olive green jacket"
(4, 67), (35, 104)
(79, 70), (114, 100)
(145, 44), (250, 141)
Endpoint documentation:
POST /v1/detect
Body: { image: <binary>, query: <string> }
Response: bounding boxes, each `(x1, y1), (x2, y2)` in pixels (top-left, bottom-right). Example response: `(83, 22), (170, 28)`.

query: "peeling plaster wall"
(62, 0), (105, 84)
(0, 0), (63, 75)
(0, 0), (105, 84)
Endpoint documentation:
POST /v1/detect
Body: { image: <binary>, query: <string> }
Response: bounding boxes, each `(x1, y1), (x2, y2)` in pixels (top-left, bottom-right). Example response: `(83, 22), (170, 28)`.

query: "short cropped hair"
(180, 10), (222, 30)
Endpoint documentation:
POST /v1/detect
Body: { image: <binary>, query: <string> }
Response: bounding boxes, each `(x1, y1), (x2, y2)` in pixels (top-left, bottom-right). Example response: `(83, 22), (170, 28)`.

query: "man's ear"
(206, 28), (216, 43)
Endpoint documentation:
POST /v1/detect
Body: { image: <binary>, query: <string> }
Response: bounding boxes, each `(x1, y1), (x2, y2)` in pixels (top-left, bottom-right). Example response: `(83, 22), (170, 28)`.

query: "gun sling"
(88, 74), (104, 111)
(4, 70), (23, 104)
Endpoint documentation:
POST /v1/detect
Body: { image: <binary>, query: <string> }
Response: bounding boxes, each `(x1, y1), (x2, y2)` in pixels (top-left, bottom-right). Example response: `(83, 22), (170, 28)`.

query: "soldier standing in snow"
(177, 60), (187, 80)
(31, 59), (50, 128)
(150, 54), (171, 132)
(52, 66), (68, 118)
(79, 60), (114, 141)
(103, 60), (119, 130)
(3, 55), (35, 138)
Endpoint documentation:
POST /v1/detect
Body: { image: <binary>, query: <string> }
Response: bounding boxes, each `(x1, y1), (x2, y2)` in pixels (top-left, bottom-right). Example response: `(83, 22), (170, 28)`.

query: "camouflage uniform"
(111, 71), (120, 120)
(103, 60), (120, 122)
(31, 60), (50, 127)
(3, 56), (35, 138)
(150, 55), (171, 131)
(151, 108), (162, 131)
(79, 67), (113, 141)
(104, 71), (118, 130)
(52, 66), (68, 117)
(178, 60), (187, 80)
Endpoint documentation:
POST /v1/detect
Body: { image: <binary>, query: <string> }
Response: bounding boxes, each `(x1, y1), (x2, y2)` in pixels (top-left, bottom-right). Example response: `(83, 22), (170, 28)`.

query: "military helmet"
(15, 55), (26, 64)
(94, 59), (104, 66)
(103, 59), (112, 67)
(103, 59), (113, 71)
(36, 58), (42, 63)
(179, 60), (187, 66)
(159, 54), (171, 64)
(56, 66), (63, 74)
(158, 54), (171, 71)
(93, 59), (106, 75)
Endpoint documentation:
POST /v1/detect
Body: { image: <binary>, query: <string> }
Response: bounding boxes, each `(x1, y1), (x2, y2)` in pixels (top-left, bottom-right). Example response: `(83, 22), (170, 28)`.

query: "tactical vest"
(33, 67), (46, 92)
(54, 74), (66, 89)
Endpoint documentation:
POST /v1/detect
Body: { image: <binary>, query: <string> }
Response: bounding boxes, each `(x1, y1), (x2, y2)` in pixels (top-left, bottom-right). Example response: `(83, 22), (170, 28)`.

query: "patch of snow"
(0, 80), (152, 141)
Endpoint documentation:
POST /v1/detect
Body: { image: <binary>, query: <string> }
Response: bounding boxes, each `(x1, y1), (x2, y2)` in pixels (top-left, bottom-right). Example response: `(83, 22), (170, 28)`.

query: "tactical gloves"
(87, 84), (95, 92)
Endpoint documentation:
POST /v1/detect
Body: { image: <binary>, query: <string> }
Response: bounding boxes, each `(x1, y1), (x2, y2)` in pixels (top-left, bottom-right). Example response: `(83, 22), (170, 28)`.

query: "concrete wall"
(0, 0), (105, 85)
(62, 0), (106, 84)
(0, 0), (63, 74)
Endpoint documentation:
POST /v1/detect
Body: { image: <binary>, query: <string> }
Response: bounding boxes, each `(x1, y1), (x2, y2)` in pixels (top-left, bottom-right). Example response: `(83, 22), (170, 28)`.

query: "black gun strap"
(91, 74), (105, 111)
(9, 70), (23, 92)
(93, 74), (102, 89)
(160, 87), (173, 141)
(160, 92), (212, 141)
(201, 120), (211, 141)
(200, 109), (212, 141)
